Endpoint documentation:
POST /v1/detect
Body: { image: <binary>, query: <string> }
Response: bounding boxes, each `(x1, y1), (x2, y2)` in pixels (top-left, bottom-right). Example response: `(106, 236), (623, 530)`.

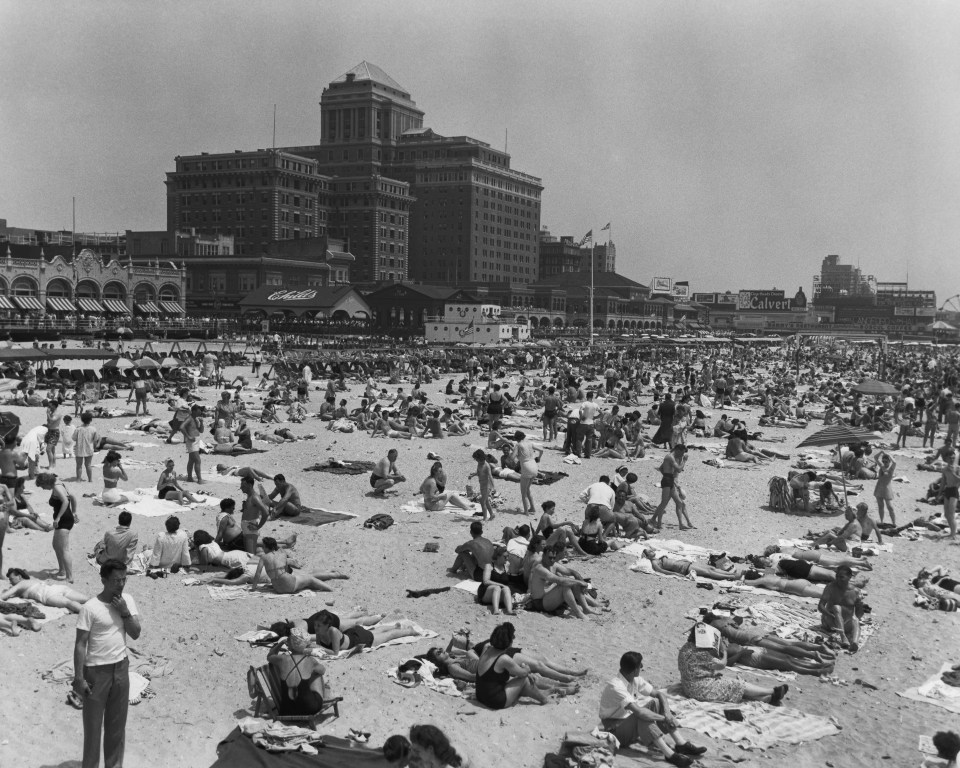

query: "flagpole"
(590, 241), (595, 348)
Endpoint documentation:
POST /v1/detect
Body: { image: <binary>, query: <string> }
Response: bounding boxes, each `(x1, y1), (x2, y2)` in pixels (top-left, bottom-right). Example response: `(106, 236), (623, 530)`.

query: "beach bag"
(363, 513), (394, 530)
(768, 476), (791, 511)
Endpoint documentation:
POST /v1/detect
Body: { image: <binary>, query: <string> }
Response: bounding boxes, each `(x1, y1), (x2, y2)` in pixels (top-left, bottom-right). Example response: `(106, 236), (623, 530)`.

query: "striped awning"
(135, 301), (162, 314)
(46, 296), (77, 313)
(103, 299), (131, 314)
(12, 296), (44, 311)
(0, 297), (14, 310)
(77, 297), (106, 313)
(159, 301), (184, 314)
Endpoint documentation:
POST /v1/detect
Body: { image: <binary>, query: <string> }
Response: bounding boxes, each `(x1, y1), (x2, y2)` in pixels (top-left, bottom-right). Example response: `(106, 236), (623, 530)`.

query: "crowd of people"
(0, 334), (958, 767)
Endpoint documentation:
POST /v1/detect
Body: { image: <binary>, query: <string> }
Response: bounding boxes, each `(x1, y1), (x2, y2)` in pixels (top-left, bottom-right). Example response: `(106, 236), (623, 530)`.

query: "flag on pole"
(600, 222), (610, 231)
(579, 230), (593, 246)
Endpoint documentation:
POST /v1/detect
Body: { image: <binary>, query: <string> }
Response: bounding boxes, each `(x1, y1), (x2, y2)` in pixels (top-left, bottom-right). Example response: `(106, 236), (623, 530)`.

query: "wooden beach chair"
(247, 663), (342, 729)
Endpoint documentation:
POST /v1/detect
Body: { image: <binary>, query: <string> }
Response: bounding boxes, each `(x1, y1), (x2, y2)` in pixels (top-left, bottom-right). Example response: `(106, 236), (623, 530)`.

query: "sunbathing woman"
(420, 463), (472, 511)
(475, 561), (516, 616)
(445, 630), (588, 683)
(762, 544), (872, 570)
(0, 611), (42, 636)
(101, 451), (131, 506)
(266, 629), (331, 717)
(370, 414), (413, 440)
(528, 545), (597, 619)
(914, 566), (960, 595)
(313, 611), (420, 653)
(593, 429), (628, 460)
(641, 548), (744, 580)
(703, 612), (835, 662)
(475, 623), (549, 709)
(2, 568), (90, 612)
(8, 477), (52, 531)
(249, 537), (349, 594)
(726, 643), (834, 676)
(156, 459), (204, 505)
(272, 608), (386, 640)
(741, 572), (825, 599)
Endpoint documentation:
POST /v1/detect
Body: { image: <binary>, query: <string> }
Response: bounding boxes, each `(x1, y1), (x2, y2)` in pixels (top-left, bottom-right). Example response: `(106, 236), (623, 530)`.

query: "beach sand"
(1, 357), (957, 767)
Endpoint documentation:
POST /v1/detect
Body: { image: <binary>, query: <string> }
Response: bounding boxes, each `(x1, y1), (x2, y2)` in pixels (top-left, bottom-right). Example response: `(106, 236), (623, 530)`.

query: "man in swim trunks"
(268, 474), (306, 519)
(215, 499), (245, 551)
(370, 449), (405, 495)
(449, 521), (496, 581)
(240, 476), (269, 554)
(0, 437), (18, 490)
(818, 565), (865, 652)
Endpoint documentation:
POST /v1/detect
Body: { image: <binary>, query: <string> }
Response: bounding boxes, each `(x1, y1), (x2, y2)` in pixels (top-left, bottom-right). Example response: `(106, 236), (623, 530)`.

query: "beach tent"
(852, 379), (898, 396)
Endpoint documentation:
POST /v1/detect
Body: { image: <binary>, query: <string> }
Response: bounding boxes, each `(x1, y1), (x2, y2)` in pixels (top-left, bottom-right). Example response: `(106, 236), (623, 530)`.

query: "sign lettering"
(267, 289), (318, 301)
(737, 290), (790, 312)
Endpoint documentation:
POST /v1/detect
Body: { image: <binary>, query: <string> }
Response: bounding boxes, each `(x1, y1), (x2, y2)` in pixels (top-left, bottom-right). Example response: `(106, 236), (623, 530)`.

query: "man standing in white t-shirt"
(73, 559), (141, 768)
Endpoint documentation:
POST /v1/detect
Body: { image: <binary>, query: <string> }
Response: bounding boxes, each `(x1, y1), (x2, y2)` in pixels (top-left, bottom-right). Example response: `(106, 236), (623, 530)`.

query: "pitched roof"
(532, 271), (649, 291)
(332, 62), (406, 92)
(365, 283), (476, 301)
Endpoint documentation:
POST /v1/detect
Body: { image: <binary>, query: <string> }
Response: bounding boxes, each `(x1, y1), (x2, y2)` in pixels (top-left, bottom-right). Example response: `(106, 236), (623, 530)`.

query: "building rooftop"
(331, 62), (407, 94)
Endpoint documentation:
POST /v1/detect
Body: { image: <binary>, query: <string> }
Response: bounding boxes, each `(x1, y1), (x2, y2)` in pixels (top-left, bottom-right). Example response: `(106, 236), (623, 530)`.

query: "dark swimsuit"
(276, 656), (325, 716)
(370, 474), (383, 489)
(778, 558), (813, 580)
(932, 574), (960, 592)
(475, 650), (511, 710)
(343, 626), (374, 649)
(50, 490), (73, 531)
(660, 472), (675, 489)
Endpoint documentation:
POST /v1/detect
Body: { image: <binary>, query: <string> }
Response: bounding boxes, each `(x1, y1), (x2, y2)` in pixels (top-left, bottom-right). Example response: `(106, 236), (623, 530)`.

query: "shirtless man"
(370, 449), (405, 495)
(818, 565), (865, 652)
(240, 475), (270, 554)
(0, 437), (18, 491)
(268, 474), (307, 519)
(811, 506), (862, 552)
(215, 499), (246, 551)
(449, 521), (496, 580)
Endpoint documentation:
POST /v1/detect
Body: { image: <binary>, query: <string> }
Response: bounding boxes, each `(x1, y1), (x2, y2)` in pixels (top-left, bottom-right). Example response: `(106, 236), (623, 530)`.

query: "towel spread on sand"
(897, 663), (960, 714)
(401, 498), (482, 519)
(454, 580), (482, 595)
(43, 651), (168, 704)
(286, 508), (358, 527)
(304, 459), (376, 475)
(1, 597), (70, 626)
(620, 539), (718, 559)
(666, 694), (841, 750)
(779, 538), (893, 554)
(87, 550), (151, 576)
(308, 619), (438, 661)
(387, 662), (465, 698)
(205, 585), (316, 601)
(101, 487), (222, 517)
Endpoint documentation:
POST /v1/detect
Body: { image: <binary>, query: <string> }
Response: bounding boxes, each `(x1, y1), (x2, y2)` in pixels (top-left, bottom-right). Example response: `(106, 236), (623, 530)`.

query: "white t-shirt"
(200, 542), (249, 569)
(76, 593), (139, 667)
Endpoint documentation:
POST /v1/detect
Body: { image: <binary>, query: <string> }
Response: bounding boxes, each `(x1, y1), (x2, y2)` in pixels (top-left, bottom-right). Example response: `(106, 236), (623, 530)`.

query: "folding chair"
(247, 663), (341, 729)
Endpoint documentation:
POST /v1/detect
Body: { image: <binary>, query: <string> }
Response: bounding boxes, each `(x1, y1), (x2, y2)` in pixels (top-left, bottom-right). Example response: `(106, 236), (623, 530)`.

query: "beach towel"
(205, 585), (316, 601)
(898, 663), (960, 714)
(666, 694), (840, 750)
(453, 579), (482, 595)
(308, 619), (438, 661)
(101, 487), (222, 517)
(304, 459), (376, 475)
(87, 549), (152, 576)
(779, 538), (893, 554)
(212, 726), (391, 767)
(387, 660), (465, 698)
(287, 508), (358, 527)
(43, 659), (155, 704)
(620, 538), (716, 560)
(1, 597), (69, 626)
(400, 498), (481, 519)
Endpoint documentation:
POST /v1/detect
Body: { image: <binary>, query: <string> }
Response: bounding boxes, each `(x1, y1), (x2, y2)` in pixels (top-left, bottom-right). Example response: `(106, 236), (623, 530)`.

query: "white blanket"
(400, 498), (481, 520)
(898, 662), (960, 714)
(111, 487), (222, 517)
(309, 619), (438, 661)
(204, 584), (314, 601)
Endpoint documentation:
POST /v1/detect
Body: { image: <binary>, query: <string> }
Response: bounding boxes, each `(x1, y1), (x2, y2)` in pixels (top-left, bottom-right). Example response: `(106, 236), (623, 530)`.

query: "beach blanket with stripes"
(203, 584), (316, 601)
(309, 619), (438, 661)
(666, 694), (841, 750)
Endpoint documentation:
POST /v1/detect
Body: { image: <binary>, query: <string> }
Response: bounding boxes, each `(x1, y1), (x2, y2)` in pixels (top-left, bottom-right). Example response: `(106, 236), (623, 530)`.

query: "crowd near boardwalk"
(0, 335), (959, 767)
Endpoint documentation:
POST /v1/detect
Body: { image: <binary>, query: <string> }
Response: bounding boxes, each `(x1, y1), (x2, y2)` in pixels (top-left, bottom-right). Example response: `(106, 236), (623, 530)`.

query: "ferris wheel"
(940, 294), (960, 314)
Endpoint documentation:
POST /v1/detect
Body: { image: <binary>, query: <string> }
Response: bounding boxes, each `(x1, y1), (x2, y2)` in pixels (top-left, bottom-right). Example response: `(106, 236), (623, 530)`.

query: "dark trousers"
(578, 422), (594, 458)
(563, 420), (580, 456)
(82, 658), (130, 768)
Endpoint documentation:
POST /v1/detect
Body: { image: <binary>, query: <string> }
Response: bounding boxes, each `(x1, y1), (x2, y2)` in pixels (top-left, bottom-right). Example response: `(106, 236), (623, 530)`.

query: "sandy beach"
(0, 350), (957, 768)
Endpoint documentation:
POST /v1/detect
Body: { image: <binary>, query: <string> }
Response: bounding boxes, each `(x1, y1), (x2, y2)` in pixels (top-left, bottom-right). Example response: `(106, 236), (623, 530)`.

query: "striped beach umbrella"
(853, 379), (898, 396)
(797, 424), (881, 501)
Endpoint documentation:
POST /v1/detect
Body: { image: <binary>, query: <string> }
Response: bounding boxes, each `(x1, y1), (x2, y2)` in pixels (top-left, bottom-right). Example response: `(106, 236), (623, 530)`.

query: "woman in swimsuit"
(541, 387), (560, 442)
(45, 400), (63, 470)
(474, 622), (548, 709)
(528, 546), (597, 619)
(2, 567), (90, 612)
(9, 477), (52, 531)
(513, 432), (543, 517)
(939, 450), (958, 540)
(313, 612), (420, 654)
(249, 537), (349, 594)
(578, 506), (608, 556)
(475, 558), (516, 616)
(872, 451), (897, 525)
(419, 463), (472, 512)
(915, 566), (960, 595)
(266, 630), (331, 716)
(157, 459), (202, 505)
(37, 472), (76, 582)
(650, 445), (691, 530)
(101, 451), (130, 506)
(641, 548), (743, 580)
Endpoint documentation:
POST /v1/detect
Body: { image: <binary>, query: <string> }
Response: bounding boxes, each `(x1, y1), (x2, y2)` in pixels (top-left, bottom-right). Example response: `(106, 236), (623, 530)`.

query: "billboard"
(894, 306), (916, 317)
(737, 290), (791, 311)
(652, 277), (672, 293)
(717, 293), (738, 305)
(692, 292), (716, 304)
(915, 307), (937, 317)
(671, 283), (690, 300)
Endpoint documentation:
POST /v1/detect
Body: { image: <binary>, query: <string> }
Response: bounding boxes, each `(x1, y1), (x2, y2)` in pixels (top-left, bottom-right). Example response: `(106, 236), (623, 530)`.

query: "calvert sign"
(266, 290), (318, 301)
(737, 290), (791, 312)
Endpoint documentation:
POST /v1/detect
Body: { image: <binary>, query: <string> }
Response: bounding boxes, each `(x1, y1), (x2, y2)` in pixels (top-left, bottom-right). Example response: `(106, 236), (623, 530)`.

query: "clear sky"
(1, 0), (958, 302)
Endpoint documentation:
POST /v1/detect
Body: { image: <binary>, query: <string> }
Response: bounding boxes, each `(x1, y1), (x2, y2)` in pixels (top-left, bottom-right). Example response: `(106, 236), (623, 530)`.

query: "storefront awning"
(159, 301), (184, 315)
(135, 301), (162, 314)
(12, 296), (44, 311)
(0, 297), (14, 310)
(103, 299), (131, 314)
(77, 298), (106, 313)
(46, 297), (77, 313)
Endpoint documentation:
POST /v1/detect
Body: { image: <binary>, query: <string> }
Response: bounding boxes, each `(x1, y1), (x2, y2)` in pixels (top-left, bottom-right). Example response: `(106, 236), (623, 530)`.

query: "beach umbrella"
(0, 378), (22, 392)
(160, 356), (181, 368)
(102, 357), (134, 371)
(135, 356), (160, 369)
(853, 379), (898, 396)
(797, 423), (881, 502)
